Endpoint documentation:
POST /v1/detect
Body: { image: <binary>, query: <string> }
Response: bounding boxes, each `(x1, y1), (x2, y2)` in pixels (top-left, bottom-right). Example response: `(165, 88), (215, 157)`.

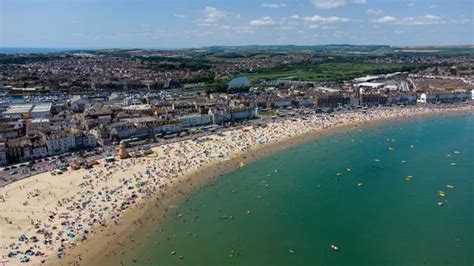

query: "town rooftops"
(122, 104), (152, 111)
(31, 103), (52, 113)
(3, 103), (52, 116)
(314, 87), (342, 93)
(354, 75), (379, 82)
(3, 104), (33, 115)
(357, 82), (385, 88)
(121, 116), (157, 124)
(31, 118), (50, 123)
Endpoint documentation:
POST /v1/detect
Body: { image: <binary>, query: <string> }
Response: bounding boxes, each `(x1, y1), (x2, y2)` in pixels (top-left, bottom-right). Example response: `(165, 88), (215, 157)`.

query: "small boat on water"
(330, 244), (339, 251)
(438, 191), (446, 197)
(446, 185), (454, 189)
(357, 182), (363, 187)
(437, 202), (444, 206)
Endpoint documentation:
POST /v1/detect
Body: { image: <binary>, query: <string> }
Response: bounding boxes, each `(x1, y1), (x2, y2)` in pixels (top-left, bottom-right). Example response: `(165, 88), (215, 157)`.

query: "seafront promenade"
(1, 105), (473, 265)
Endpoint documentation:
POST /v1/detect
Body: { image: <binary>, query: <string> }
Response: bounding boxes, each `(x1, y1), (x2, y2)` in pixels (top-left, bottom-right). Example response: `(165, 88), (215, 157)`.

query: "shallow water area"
(100, 114), (474, 265)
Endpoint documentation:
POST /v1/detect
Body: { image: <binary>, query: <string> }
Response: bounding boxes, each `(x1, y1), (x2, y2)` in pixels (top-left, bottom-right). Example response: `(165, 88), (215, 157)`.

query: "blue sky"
(1, 0), (473, 48)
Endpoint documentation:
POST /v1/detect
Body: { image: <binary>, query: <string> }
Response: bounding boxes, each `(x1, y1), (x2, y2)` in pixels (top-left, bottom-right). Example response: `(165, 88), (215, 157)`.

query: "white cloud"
(399, 15), (441, 25)
(366, 8), (383, 15)
(311, 0), (346, 9)
(449, 17), (472, 24)
(372, 16), (396, 23)
(303, 15), (349, 28)
(372, 14), (447, 25)
(291, 15), (301, 19)
(311, 0), (365, 9)
(424, 15), (440, 20)
(202, 7), (227, 23)
(250, 16), (277, 26)
(261, 3), (288, 8)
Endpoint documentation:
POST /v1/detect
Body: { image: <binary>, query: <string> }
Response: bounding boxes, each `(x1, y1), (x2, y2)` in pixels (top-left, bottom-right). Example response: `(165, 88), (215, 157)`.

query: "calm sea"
(109, 114), (474, 265)
(0, 47), (73, 54)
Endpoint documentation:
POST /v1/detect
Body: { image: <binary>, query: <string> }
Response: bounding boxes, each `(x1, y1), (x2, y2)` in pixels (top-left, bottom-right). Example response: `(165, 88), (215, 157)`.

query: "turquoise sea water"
(120, 114), (474, 266)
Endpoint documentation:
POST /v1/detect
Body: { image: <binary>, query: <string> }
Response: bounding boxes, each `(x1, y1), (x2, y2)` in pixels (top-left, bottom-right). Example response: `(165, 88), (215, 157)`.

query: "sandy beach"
(1, 105), (473, 265)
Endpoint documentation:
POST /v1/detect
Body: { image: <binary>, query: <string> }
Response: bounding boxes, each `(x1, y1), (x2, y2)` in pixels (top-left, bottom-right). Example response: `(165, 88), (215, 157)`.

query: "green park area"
(245, 62), (421, 83)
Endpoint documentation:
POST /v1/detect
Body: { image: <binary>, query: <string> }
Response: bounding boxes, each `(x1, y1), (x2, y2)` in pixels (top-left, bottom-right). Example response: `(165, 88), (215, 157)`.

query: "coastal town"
(1, 48), (473, 176)
(0, 46), (474, 264)
(3, 0), (474, 263)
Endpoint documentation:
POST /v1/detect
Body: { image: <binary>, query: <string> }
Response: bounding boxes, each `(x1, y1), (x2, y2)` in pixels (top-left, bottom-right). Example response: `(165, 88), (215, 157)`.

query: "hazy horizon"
(1, 44), (473, 52)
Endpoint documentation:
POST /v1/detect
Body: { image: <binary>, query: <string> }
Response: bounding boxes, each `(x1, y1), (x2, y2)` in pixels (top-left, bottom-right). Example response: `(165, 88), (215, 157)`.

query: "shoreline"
(1, 105), (472, 265)
(54, 106), (474, 266)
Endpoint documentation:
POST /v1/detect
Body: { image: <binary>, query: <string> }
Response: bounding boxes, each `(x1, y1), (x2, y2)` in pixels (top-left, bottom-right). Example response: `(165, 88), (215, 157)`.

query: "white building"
(179, 114), (212, 128)
(32, 145), (48, 159)
(30, 103), (52, 118)
(71, 96), (89, 113)
(83, 133), (97, 148)
(46, 133), (76, 155)
(357, 82), (385, 90)
(2, 103), (52, 119)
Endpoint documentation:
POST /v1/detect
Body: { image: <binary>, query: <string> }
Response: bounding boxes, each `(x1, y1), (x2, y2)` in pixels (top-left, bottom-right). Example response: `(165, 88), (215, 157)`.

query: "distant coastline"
(0, 48), (76, 54)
